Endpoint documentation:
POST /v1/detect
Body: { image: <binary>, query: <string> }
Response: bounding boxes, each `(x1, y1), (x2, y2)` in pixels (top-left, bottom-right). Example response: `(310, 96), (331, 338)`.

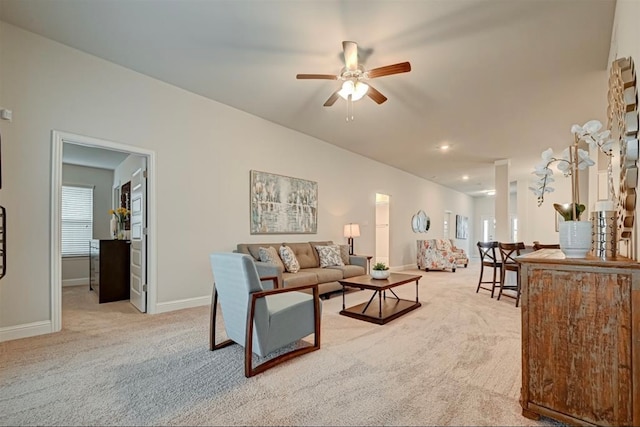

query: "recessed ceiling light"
(440, 144), (449, 151)
(487, 190), (496, 196)
(462, 175), (469, 180)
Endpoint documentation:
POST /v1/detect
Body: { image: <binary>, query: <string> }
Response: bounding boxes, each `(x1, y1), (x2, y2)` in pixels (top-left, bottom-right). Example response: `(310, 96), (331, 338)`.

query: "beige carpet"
(0, 262), (557, 426)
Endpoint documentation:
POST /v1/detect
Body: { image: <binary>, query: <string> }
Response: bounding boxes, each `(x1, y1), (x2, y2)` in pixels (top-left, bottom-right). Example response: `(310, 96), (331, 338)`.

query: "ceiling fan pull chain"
(346, 94), (351, 122)
(350, 96), (355, 122)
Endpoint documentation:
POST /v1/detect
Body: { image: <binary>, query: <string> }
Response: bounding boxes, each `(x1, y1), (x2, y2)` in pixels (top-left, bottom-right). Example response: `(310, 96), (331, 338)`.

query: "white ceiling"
(0, 0), (616, 196)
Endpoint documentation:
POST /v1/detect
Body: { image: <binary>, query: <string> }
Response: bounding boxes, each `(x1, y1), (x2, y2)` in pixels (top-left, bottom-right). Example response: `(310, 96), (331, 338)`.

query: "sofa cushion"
(304, 267), (343, 283)
(279, 245), (300, 273)
(282, 271), (318, 288)
(258, 246), (285, 271)
(328, 264), (366, 278)
(316, 245), (344, 267)
(309, 241), (333, 266)
(238, 243), (280, 261)
(285, 242), (318, 269)
(338, 244), (351, 265)
(436, 239), (452, 251)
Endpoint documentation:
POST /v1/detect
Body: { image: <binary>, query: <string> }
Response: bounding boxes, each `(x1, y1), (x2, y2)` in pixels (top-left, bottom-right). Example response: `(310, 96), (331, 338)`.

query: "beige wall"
(0, 22), (474, 339)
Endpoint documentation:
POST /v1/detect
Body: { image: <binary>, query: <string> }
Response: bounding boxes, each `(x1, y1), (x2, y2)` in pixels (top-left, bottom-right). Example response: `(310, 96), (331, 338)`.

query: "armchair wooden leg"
(244, 287), (322, 378)
(210, 285), (233, 351)
(313, 286), (321, 349)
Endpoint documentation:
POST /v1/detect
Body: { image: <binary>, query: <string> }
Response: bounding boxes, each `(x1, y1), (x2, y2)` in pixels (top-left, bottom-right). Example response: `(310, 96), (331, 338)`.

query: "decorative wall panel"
(608, 57), (639, 258)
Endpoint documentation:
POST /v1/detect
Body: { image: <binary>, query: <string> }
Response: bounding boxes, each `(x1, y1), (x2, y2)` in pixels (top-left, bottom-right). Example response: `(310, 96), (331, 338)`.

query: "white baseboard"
(0, 320), (53, 343)
(155, 295), (211, 314)
(62, 278), (89, 287)
(390, 264), (417, 271)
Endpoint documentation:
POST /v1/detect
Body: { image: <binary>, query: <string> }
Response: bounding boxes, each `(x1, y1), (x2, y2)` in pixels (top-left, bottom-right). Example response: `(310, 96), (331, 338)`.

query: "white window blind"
(62, 185), (93, 257)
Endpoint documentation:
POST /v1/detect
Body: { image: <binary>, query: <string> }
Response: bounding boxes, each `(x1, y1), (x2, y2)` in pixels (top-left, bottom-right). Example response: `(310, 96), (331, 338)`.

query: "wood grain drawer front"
(525, 267), (633, 425)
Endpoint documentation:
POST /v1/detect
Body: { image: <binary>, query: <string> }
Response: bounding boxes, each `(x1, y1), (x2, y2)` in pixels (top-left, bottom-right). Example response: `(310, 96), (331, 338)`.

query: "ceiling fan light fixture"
(338, 80), (369, 101)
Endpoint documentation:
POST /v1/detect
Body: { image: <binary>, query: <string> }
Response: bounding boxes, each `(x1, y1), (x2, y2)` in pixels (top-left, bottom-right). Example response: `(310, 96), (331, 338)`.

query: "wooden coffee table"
(338, 273), (422, 324)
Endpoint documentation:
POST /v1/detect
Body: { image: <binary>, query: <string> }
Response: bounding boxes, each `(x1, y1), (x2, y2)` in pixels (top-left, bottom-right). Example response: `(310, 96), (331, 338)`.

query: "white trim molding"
(51, 130), (159, 337)
(155, 296), (211, 314)
(62, 278), (89, 287)
(0, 321), (53, 342)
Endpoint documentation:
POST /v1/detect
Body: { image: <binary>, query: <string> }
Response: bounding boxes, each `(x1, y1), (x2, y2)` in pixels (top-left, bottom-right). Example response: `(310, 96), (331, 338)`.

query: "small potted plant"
(371, 262), (390, 280)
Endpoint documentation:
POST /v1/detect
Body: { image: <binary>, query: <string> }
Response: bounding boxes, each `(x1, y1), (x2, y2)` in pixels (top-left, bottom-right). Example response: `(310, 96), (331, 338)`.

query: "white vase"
(559, 220), (592, 258)
(371, 269), (390, 279)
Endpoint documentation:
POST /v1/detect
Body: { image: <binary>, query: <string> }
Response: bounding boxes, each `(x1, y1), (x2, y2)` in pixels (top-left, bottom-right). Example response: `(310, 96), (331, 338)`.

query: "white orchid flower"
(528, 186), (542, 196)
(531, 119), (605, 206)
(557, 161), (571, 174)
(532, 175), (553, 186)
(572, 120), (603, 138)
(576, 148), (595, 170)
(533, 164), (553, 176)
(541, 176), (555, 184)
(582, 120), (603, 134)
(541, 148), (554, 162)
(600, 138), (614, 152)
(529, 185), (554, 197)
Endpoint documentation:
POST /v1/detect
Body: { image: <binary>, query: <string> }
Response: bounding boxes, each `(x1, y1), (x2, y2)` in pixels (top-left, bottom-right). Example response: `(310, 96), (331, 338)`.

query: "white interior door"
(375, 193), (390, 265)
(480, 215), (496, 242)
(129, 160), (147, 312)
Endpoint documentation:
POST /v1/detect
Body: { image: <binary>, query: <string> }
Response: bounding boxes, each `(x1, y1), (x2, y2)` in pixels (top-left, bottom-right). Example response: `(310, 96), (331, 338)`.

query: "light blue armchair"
(209, 252), (321, 377)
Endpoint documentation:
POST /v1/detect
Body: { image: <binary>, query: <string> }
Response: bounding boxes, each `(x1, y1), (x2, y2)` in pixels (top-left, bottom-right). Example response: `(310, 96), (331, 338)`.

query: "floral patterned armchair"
(416, 239), (457, 272)
(449, 239), (469, 268)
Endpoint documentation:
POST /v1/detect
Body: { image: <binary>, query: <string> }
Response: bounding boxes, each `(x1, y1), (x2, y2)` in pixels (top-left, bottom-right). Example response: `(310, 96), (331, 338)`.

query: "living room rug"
(0, 262), (557, 426)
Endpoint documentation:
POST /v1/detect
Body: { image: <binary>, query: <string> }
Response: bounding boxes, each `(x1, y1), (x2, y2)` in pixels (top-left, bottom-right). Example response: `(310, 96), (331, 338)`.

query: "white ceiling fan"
(296, 41), (411, 120)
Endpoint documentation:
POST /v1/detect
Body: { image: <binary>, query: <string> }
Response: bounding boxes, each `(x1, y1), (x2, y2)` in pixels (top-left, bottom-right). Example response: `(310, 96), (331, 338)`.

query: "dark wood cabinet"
(518, 249), (639, 426)
(89, 239), (130, 303)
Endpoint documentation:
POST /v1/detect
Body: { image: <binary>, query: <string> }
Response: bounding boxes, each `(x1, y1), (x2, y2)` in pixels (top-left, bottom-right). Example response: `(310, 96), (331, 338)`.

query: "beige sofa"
(236, 241), (367, 297)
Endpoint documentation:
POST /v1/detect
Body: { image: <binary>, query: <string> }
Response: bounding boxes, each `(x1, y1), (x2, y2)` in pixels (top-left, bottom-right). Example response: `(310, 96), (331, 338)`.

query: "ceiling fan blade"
(343, 41), (358, 72)
(323, 91), (340, 107)
(296, 74), (338, 80)
(367, 62), (411, 79)
(367, 85), (388, 104)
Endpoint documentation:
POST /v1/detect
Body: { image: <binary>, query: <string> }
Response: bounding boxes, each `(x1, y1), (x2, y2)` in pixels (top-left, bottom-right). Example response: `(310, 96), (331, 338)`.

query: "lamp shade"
(343, 223), (361, 238)
(338, 80), (369, 101)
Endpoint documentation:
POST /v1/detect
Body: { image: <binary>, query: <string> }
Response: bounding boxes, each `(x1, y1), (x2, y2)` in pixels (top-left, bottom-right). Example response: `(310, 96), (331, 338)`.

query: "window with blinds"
(62, 185), (93, 257)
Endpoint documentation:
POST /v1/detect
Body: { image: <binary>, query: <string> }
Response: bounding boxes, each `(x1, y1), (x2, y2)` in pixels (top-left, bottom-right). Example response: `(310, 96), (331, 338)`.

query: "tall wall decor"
(608, 57), (638, 258)
(455, 215), (468, 239)
(250, 170), (317, 234)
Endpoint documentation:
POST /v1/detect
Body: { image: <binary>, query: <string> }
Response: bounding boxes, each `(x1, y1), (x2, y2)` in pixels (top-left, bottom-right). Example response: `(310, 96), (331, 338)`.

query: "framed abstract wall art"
(250, 170), (318, 234)
(456, 214), (468, 239)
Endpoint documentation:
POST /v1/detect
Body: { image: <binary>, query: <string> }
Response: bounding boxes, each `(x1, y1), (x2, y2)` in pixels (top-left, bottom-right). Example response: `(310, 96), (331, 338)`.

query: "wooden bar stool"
(498, 242), (526, 307)
(476, 241), (502, 298)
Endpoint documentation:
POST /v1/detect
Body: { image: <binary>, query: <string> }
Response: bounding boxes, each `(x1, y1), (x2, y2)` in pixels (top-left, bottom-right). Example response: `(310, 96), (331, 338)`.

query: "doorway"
(444, 211), (452, 239)
(375, 193), (390, 265)
(480, 215), (496, 242)
(50, 131), (157, 333)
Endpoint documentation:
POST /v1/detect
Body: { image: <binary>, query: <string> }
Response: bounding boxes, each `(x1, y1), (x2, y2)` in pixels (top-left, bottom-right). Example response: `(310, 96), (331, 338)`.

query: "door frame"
(50, 130), (157, 332)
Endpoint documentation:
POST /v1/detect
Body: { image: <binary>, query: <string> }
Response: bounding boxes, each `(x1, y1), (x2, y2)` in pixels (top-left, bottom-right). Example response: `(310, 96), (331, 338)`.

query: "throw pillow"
(279, 245), (300, 273)
(316, 245), (345, 268)
(338, 244), (351, 265)
(258, 246), (285, 271)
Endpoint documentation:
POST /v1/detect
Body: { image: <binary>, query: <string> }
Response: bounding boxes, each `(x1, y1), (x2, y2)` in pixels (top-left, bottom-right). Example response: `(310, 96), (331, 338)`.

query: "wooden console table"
(518, 249), (639, 426)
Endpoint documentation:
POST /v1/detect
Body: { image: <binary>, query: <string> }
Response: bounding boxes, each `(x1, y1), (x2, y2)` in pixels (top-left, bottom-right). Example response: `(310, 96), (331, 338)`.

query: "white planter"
(559, 220), (592, 258)
(371, 269), (390, 279)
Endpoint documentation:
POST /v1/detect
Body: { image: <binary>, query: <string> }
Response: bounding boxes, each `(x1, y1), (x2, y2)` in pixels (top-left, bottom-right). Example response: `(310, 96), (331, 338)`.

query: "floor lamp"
(343, 223), (360, 255)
